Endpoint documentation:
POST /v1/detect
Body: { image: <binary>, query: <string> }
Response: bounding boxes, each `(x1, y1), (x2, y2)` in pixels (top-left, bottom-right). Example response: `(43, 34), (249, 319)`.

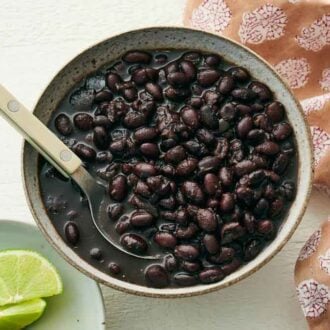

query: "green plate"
(0, 220), (106, 330)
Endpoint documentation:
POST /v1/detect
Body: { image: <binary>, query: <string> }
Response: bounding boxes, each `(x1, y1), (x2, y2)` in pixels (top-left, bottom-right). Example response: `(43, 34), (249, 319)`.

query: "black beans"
(197, 69), (221, 86)
(219, 103), (237, 121)
(197, 209), (217, 232)
(45, 49), (297, 289)
(120, 233), (148, 254)
(165, 87), (191, 101)
(269, 198), (284, 217)
(181, 107), (199, 128)
(221, 259), (242, 276)
(234, 160), (256, 176)
(174, 244), (200, 261)
(109, 175), (127, 201)
(229, 67), (250, 82)
(272, 153), (289, 174)
(255, 141), (280, 155)
(134, 127), (158, 143)
(280, 181), (296, 201)
(219, 193), (235, 213)
(165, 146), (186, 164)
(199, 268), (225, 284)
(204, 173), (220, 195)
(218, 167), (233, 187)
(257, 220), (275, 238)
(273, 123), (292, 141)
(181, 181), (205, 205)
(266, 101), (284, 122)
(55, 114), (73, 136)
(182, 261), (201, 273)
(174, 273), (198, 286)
(189, 97), (203, 108)
(132, 68), (158, 85)
(254, 198), (269, 216)
(249, 170), (266, 186)
(164, 254), (178, 272)
(247, 129), (266, 145)
(231, 88), (256, 102)
(208, 247), (235, 264)
(133, 163), (158, 178)
(108, 262), (121, 275)
(203, 234), (220, 254)
(249, 81), (272, 102)
(180, 60), (197, 81)
(64, 222), (79, 245)
(236, 186), (254, 206)
(198, 156), (221, 173)
(221, 222), (245, 244)
(115, 216), (131, 234)
(107, 203), (123, 221)
(73, 143), (96, 160)
(176, 158), (198, 176)
(167, 72), (189, 87)
(90, 248), (102, 260)
(244, 239), (262, 261)
(205, 54), (221, 66)
(200, 105), (218, 129)
(93, 115), (111, 127)
(237, 116), (253, 138)
(106, 73), (121, 92)
(145, 82), (163, 101)
(131, 210), (154, 227)
(123, 111), (146, 128)
(73, 113), (94, 131)
(123, 51), (152, 64)
(93, 126), (109, 149)
(218, 76), (235, 94)
(175, 223), (199, 239)
(140, 143), (159, 158)
(145, 265), (169, 288)
(154, 232), (177, 249)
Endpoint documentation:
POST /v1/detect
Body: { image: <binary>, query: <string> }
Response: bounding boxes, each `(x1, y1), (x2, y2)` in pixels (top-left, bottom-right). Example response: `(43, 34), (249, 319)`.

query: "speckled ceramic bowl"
(22, 27), (313, 298)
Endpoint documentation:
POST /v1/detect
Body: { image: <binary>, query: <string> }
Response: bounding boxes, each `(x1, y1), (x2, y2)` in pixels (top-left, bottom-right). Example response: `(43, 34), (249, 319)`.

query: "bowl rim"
(21, 26), (313, 298)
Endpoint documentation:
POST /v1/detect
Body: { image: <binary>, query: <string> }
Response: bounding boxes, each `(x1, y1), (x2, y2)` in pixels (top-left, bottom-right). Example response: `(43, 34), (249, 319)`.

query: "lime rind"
(0, 298), (46, 330)
(0, 250), (63, 306)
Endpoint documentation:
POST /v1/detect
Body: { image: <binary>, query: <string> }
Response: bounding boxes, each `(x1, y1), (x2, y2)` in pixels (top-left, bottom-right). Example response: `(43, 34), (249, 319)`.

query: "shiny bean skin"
(55, 114), (73, 136)
(43, 49), (297, 289)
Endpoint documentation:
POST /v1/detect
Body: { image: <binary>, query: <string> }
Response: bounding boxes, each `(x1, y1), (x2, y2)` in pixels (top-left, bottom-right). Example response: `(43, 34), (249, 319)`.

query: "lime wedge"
(0, 298), (46, 330)
(0, 250), (63, 306)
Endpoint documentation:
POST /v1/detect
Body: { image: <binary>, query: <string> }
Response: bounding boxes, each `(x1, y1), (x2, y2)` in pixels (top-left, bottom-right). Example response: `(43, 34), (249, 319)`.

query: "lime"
(0, 298), (46, 330)
(0, 250), (63, 306)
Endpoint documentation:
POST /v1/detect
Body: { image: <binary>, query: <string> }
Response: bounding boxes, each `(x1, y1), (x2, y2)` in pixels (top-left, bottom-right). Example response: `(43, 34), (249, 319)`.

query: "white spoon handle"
(0, 84), (82, 177)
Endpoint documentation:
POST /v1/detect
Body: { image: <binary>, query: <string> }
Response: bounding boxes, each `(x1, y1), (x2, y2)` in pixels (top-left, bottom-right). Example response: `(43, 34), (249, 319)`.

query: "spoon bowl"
(0, 84), (157, 260)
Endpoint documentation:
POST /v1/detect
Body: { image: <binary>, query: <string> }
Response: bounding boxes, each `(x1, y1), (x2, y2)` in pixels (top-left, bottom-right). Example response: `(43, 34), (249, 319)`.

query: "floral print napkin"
(184, 0), (330, 327)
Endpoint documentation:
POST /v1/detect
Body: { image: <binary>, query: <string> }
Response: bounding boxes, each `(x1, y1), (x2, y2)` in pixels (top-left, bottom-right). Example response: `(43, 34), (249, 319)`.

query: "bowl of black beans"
(22, 27), (313, 297)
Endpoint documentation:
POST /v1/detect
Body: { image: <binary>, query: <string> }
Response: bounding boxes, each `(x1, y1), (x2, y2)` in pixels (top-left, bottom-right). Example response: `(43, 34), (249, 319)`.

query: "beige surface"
(0, 0), (326, 329)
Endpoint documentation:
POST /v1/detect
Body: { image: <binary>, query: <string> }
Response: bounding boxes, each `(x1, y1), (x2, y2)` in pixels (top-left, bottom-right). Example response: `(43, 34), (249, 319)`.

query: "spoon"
(0, 84), (158, 260)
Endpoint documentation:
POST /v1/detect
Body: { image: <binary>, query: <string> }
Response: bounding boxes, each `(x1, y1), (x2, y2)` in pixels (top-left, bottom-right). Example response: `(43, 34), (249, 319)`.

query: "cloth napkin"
(184, 0), (330, 327)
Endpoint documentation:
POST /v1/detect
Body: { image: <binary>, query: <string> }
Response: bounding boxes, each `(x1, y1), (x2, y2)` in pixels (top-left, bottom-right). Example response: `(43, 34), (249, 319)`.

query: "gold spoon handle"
(0, 84), (82, 178)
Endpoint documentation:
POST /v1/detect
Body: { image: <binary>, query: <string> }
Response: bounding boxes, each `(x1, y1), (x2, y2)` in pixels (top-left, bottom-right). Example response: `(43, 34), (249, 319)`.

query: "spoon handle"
(0, 84), (82, 178)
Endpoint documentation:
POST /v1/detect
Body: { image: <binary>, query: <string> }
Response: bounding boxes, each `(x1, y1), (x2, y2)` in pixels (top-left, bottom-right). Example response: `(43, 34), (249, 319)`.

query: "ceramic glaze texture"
(22, 27), (313, 297)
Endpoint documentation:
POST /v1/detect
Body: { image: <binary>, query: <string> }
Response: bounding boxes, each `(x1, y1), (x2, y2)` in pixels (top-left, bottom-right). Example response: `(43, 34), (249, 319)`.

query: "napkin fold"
(184, 0), (330, 326)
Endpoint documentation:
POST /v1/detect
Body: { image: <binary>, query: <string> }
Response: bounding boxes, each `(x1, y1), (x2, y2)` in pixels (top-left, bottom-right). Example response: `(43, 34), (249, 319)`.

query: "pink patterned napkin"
(184, 1), (330, 327)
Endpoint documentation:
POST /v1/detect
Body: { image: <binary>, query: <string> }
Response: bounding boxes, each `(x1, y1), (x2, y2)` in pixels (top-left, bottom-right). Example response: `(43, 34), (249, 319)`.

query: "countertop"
(0, 1), (327, 329)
